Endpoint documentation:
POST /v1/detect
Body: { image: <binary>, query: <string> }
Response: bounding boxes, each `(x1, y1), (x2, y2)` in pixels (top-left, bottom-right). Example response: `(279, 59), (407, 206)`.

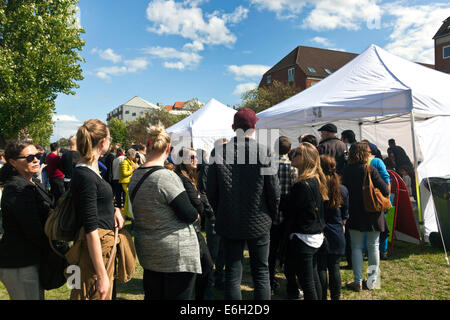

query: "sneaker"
(345, 281), (362, 292)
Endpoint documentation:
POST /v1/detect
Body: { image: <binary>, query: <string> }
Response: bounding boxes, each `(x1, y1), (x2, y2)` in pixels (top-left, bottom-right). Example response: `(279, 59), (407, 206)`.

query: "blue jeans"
(222, 234), (271, 300)
(350, 230), (380, 284)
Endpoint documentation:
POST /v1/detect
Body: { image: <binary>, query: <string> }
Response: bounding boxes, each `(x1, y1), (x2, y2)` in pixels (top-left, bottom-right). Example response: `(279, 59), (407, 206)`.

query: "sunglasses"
(16, 153), (43, 163)
(190, 155), (198, 161)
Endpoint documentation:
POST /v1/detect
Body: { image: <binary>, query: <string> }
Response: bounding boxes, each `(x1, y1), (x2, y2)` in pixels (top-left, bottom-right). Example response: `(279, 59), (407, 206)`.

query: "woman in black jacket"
(0, 140), (52, 300)
(286, 142), (329, 300)
(342, 142), (389, 292)
(317, 155), (349, 300)
(175, 147), (214, 300)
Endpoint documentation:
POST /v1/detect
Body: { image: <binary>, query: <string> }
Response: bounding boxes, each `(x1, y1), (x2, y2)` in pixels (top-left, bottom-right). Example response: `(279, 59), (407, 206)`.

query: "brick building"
(259, 46), (358, 90)
(433, 16), (450, 74)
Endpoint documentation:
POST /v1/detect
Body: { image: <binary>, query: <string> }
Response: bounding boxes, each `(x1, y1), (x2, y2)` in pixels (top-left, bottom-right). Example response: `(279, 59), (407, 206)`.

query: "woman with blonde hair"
(128, 124), (201, 300)
(119, 148), (138, 220)
(286, 142), (328, 300)
(70, 119), (125, 300)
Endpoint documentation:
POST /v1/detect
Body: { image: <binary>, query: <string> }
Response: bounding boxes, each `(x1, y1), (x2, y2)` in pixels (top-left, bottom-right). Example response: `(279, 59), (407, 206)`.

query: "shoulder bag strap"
(130, 166), (164, 204)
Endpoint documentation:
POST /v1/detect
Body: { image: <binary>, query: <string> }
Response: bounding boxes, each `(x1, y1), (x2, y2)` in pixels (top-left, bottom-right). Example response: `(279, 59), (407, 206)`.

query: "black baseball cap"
(318, 123), (337, 133)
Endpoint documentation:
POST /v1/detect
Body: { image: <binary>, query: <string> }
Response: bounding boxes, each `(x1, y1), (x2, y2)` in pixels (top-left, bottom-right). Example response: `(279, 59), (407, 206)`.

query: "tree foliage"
(0, 0), (85, 147)
(239, 81), (302, 113)
(108, 109), (191, 150)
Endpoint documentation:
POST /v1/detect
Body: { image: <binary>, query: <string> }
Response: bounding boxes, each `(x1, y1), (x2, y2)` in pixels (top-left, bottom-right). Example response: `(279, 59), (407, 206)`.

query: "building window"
(444, 45), (450, 59)
(125, 110), (129, 114)
(288, 68), (295, 82)
(307, 67), (316, 73)
(324, 68), (332, 75)
(132, 112), (136, 117)
(267, 75), (271, 84)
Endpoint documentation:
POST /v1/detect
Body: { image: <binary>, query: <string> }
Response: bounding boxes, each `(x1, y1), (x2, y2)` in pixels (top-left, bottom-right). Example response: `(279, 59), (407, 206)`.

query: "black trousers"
(143, 269), (196, 300)
(196, 231), (214, 300)
(112, 180), (125, 208)
(268, 223), (283, 287)
(49, 178), (65, 203)
(289, 236), (322, 300)
(317, 252), (342, 300)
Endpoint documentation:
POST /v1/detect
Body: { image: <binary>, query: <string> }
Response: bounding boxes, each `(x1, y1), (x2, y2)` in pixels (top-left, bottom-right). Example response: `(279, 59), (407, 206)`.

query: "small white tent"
(166, 98), (237, 153)
(256, 44), (450, 242)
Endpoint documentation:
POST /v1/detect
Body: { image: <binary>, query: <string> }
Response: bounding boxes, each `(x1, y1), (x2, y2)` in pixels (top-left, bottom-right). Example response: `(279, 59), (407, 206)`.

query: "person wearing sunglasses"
(0, 140), (53, 300)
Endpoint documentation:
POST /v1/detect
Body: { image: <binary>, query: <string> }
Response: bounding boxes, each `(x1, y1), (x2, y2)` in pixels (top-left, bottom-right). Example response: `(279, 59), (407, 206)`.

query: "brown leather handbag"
(362, 164), (391, 213)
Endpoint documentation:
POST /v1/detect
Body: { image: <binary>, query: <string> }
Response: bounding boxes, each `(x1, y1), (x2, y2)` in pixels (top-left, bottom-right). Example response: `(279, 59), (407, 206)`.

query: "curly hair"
(348, 142), (370, 165)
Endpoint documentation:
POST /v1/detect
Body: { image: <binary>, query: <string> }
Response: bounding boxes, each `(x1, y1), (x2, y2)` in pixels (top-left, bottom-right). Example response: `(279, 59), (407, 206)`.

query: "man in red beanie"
(206, 107), (280, 300)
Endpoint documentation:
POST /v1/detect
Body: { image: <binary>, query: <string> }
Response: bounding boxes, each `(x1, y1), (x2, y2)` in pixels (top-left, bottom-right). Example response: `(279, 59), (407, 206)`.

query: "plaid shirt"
(278, 155), (298, 196)
(274, 155), (298, 225)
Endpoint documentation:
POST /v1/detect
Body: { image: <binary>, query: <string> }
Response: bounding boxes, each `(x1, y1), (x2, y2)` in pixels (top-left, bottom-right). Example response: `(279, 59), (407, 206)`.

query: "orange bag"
(362, 164), (391, 213)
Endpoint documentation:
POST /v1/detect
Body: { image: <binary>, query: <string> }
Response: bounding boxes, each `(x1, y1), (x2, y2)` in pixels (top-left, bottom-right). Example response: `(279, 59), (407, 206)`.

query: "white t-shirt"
(290, 233), (324, 249)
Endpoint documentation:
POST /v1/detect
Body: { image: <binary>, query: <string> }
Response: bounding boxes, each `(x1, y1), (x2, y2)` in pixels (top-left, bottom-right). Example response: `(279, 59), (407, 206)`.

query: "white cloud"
(146, 0), (248, 48)
(227, 64), (270, 81)
(92, 48), (122, 63)
(51, 114), (82, 141)
(183, 40), (205, 52)
(383, 2), (450, 64)
(233, 82), (258, 95)
(250, 0), (382, 30)
(94, 57), (148, 80)
(311, 36), (331, 46)
(144, 46), (202, 70)
(222, 6), (249, 25)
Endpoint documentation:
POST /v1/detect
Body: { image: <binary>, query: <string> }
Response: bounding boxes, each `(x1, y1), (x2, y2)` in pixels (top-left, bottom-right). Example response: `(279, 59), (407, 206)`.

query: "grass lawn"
(1, 225), (449, 300)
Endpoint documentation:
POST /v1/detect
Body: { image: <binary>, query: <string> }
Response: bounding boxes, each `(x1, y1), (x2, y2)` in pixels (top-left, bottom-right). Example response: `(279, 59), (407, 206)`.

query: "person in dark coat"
(342, 142), (389, 292)
(317, 155), (349, 300)
(0, 140), (53, 300)
(175, 147), (214, 300)
(317, 123), (347, 174)
(206, 108), (280, 300)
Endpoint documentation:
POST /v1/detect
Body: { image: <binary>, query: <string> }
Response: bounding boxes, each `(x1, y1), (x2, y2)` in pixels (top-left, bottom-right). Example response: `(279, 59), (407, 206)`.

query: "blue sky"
(52, 0), (450, 140)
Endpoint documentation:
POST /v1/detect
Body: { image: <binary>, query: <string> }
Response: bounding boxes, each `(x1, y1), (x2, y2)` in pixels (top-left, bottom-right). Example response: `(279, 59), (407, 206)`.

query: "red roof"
(165, 105), (173, 111)
(173, 102), (186, 110)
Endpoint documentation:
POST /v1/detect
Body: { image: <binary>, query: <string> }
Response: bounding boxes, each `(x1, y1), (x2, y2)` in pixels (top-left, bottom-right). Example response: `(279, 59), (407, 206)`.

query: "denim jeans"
(350, 229), (380, 284)
(289, 236), (321, 300)
(222, 234), (271, 300)
(0, 265), (44, 300)
(317, 253), (342, 300)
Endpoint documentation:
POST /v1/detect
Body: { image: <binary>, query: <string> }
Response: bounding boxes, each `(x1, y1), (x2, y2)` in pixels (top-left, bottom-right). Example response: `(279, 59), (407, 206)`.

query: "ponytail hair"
(0, 140), (34, 186)
(76, 119), (108, 165)
(146, 122), (171, 155)
(320, 154), (342, 209)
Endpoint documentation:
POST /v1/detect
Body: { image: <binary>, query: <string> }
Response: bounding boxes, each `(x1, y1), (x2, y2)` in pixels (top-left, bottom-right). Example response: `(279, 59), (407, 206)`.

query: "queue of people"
(0, 111), (416, 301)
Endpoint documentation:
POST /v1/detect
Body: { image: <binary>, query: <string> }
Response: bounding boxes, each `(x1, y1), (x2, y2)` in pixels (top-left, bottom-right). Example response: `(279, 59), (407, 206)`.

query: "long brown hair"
(175, 147), (198, 190)
(320, 154), (342, 209)
(295, 142), (329, 201)
(76, 119), (109, 164)
(348, 142), (370, 165)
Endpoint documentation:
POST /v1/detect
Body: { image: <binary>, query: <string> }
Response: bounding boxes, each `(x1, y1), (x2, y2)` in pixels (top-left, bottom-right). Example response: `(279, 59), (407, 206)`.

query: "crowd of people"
(0, 108), (417, 300)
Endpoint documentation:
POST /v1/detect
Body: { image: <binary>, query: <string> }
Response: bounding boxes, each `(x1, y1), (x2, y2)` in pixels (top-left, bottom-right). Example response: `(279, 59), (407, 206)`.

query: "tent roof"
(166, 98), (236, 137)
(256, 44), (450, 129)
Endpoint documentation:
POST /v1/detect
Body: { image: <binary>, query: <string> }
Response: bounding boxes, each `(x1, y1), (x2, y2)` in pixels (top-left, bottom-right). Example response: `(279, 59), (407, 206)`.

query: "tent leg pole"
(410, 112), (423, 235)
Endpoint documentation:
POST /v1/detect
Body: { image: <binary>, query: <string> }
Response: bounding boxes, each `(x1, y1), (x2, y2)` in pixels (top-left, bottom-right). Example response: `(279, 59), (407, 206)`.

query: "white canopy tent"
(166, 98), (237, 154)
(256, 45), (450, 248)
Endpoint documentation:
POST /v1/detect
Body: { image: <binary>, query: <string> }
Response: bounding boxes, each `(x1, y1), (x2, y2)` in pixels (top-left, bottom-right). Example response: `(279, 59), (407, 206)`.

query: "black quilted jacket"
(206, 137), (280, 240)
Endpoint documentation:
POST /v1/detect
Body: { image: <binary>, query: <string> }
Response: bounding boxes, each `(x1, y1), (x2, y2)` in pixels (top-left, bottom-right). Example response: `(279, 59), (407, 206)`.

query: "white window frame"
(288, 68), (295, 82)
(443, 45), (450, 59)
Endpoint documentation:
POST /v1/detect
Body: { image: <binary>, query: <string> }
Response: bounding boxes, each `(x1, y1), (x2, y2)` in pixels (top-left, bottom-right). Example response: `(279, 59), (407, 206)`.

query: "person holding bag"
(342, 142), (389, 292)
(69, 119), (125, 300)
(286, 142), (329, 300)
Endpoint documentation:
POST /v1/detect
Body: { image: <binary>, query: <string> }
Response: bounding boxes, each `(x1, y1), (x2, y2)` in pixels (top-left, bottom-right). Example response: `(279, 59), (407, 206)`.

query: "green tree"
(0, 0), (85, 147)
(239, 81), (302, 113)
(108, 118), (128, 150)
